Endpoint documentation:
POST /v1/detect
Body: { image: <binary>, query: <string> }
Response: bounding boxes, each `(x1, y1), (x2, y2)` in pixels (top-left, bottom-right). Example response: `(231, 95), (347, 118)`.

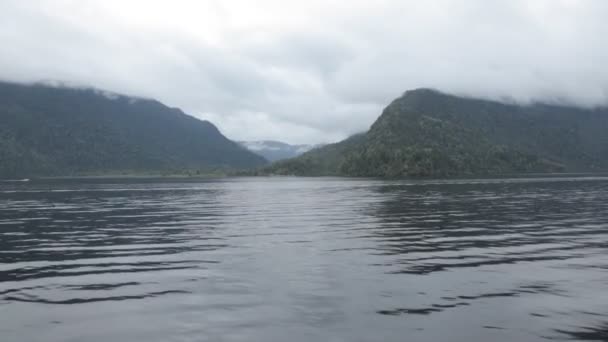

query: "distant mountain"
(238, 140), (319, 161)
(262, 89), (608, 177)
(0, 81), (267, 178)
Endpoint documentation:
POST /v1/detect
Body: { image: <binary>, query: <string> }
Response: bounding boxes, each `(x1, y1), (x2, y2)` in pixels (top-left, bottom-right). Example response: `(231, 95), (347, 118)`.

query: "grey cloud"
(1, 0), (607, 144)
(237, 31), (357, 77)
(326, 0), (608, 108)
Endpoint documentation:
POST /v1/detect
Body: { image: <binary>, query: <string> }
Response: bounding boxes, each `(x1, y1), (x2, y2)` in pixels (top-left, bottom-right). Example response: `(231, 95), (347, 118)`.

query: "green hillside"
(0, 81), (267, 178)
(262, 89), (608, 177)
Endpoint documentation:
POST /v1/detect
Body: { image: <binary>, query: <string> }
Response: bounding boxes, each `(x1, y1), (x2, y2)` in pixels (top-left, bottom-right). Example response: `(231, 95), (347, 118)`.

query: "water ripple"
(1, 176), (608, 342)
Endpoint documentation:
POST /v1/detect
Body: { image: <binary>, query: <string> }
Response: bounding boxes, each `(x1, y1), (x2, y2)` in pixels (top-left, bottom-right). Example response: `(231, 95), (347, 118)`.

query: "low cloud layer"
(1, 0), (607, 143)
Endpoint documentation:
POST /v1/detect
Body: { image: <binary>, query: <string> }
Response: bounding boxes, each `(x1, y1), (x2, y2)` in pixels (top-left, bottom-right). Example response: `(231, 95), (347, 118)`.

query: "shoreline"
(5, 171), (608, 182)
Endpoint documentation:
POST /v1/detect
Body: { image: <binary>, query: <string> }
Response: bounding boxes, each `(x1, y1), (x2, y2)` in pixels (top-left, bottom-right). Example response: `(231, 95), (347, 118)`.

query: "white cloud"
(1, 0), (607, 144)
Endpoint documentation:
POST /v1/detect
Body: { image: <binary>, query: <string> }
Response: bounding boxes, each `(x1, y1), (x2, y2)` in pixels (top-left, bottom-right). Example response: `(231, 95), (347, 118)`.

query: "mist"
(1, 0), (606, 143)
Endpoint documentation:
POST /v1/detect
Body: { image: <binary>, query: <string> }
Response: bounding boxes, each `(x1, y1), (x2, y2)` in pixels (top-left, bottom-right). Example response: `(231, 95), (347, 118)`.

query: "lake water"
(1, 176), (608, 342)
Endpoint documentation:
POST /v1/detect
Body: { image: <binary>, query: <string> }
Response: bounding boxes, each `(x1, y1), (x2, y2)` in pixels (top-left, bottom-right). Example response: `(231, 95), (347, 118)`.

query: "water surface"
(1, 176), (608, 341)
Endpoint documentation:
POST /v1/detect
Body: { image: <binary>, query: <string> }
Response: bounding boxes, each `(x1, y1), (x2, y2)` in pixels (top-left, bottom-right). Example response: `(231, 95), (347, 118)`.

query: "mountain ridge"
(261, 88), (608, 177)
(0, 81), (267, 178)
(238, 140), (320, 161)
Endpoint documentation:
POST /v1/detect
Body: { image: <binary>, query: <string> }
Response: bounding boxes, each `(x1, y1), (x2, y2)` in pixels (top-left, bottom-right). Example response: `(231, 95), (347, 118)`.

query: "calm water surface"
(1, 176), (608, 342)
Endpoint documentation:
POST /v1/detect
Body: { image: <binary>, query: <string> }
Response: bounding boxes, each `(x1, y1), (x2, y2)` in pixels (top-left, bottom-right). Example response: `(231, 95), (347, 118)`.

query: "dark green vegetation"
(263, 89), (608, 177)
(0, 81), (267, 178)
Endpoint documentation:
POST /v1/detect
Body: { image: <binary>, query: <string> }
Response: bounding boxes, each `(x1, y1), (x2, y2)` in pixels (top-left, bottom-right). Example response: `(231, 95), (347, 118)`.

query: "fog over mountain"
(262, 89), (608, 177)
(239, 141), (319, 161)
(1, 1), (607, 144)
(0, 81), (267, 178)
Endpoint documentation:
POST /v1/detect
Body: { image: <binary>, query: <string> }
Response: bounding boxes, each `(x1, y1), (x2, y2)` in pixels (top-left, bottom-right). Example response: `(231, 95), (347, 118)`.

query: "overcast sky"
(1, 0), (607, 144)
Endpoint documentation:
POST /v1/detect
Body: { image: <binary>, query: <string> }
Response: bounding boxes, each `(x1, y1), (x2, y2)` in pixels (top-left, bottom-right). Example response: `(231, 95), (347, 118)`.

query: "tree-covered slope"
(263, 89), (608, 177)
(0, 81), (267, 178)
(263, 133), (366, 176)
(382, 89), (608, 171)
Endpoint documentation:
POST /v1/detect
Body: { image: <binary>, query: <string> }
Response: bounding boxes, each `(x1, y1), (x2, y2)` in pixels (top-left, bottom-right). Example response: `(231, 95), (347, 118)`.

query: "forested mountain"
(238, 140), (319, 161)
(0, 81), (267, 178)
(263, 89), (608, 177)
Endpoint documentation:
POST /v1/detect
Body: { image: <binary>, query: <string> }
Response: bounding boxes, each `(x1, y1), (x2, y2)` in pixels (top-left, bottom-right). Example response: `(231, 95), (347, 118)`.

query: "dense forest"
(0, 81), (267, 178)
(3, 82), (607, 179)
(262, 89), (608, 177)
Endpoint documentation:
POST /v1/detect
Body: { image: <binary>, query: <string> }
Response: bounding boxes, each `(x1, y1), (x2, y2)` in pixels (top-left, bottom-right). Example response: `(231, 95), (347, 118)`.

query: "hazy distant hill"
(0, 81), (267, 178)
(239, 140), (319, 161)
(263, 89), (608, 177)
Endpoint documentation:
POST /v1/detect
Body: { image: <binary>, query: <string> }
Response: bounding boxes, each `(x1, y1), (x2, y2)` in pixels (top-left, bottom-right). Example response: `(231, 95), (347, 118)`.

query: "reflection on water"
(1, 177), (608, 342)
(556, 322), (608, 341)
